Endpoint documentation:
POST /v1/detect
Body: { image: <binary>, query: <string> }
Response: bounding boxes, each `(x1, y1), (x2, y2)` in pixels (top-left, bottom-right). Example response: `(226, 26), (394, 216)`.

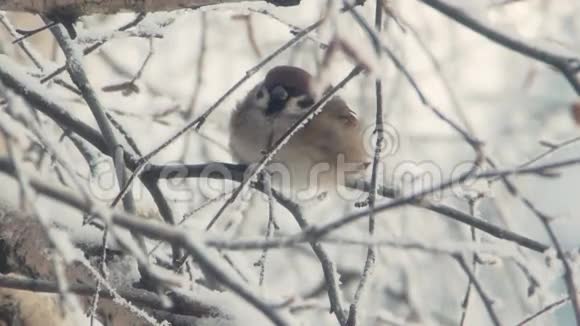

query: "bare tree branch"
(0, 0), (300, 15)
(0, 55), (554, 252)
(418, 0), (580, 95)
(0, 160), (293, 326)
(0, 55), (559, 253)
(348, 1), (384, 324)
(455, 255), (501, 326)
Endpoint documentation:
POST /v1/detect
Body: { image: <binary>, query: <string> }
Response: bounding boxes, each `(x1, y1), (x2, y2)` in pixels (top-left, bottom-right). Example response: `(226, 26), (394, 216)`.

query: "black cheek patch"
(265, 100), (286, 116)
(297, 97), (315, 109)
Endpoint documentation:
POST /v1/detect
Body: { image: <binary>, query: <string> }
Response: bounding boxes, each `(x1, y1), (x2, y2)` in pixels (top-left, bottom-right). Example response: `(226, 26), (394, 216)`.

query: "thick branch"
(0, 203), (225, 323)
(0, 274), (220, 319)
(0, 161), (292, 326)
(0, 0), (300, 15)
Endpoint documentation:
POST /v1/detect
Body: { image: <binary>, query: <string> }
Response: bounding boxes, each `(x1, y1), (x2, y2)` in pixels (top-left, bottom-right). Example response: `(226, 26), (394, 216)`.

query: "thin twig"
(40, 13), (147, 84)
(147, 191), (232, 257)
(101, 38), (155, 96)
(48, 23), (169, 294)
(0, 113), (81, 315)
(105, 111), (143, 156)
(271, 192), (348, 325)
(11, 20), (58, 44)
(89, 226), (109, 326)
(0, 157), (554, 326)
(487, 150), (580, 325)
(520, 199), (580, 324)
(255, 172), (276, 286)
(348, 1), (384, 324)
(49, 22), (136, 213)
(459, 195), (483, 326)
(403, 20), (474, 134)
(0, 167), (542, 259)
(515, 295), (569, 326)
(0, 274), (220, 319)
(180, 12), (208, 162)
(140, 160), (556, 252)
(0, 13), (79, 94)
(381, 44), (482, 152)
(0, 60), (559, 253)
(417, 0), (580, 95)
(0, 13), (43, 69)
(111, 14), (332, 213)
(491, 136), (580, 182)
(455, 255), (501, 326)
(184, 12), (208, 121)
(118, 2), (366, 206)
(17, 179), (292, 326)
(0, 159), (290, 326)
(249, 8), (326, 49)
(79, 258), (163, 326)
(346, 9), (484, 181)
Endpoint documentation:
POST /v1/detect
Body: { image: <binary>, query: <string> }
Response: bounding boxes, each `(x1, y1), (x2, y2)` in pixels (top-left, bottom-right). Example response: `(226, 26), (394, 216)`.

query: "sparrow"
(229, 66), (369, 199)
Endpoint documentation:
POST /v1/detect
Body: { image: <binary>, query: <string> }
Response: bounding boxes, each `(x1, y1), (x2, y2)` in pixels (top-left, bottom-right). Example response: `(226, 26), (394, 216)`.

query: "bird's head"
(255, 66), (316, 116)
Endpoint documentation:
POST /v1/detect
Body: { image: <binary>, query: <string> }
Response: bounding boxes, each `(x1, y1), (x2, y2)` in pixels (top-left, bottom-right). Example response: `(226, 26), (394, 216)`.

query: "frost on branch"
(0, 0), (301, 15)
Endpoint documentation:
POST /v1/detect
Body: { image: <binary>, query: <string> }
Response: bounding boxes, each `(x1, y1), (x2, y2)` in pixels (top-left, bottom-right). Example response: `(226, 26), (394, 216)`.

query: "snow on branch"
(0, 0), (301, 15)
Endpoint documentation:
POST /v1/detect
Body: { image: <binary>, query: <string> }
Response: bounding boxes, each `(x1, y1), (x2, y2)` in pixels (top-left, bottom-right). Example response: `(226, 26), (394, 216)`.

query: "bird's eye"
(297, 96), (315, 108)
(256, 88), (265, 100)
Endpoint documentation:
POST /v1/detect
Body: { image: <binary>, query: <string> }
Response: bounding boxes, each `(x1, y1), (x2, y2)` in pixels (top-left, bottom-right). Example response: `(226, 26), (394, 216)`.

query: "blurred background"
(1, 0), (580, 325)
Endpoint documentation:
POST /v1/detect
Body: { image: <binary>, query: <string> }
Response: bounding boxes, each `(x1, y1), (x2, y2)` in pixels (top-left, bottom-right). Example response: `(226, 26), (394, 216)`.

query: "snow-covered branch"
(0, 0), (300, 15)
